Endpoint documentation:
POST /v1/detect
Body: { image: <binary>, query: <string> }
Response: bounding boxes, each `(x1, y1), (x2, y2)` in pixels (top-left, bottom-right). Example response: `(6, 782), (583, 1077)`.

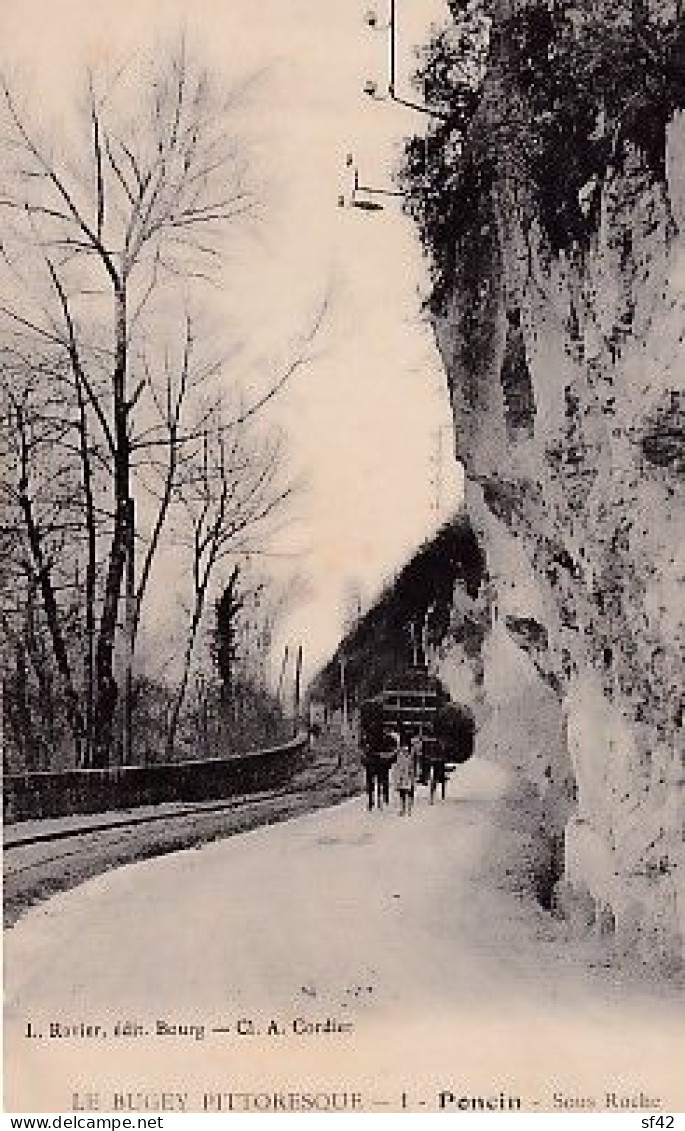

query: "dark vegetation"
(309, 516), (486, 712)
(399, 0), (685, 311)
(3, 568), (291, 773)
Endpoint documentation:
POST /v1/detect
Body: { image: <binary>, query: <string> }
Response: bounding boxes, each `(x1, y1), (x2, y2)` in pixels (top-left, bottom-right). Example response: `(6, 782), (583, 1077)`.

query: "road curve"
(5, 758), (684, 1113)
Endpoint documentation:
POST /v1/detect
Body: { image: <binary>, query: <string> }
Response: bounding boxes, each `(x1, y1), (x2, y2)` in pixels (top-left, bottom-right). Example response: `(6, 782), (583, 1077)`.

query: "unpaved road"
(5, 758), (684, 1113)
(3, 740), (360, 928)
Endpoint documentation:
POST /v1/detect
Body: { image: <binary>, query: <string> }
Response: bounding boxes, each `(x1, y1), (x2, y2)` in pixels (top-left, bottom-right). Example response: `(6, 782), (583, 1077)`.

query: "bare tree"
(0, 41), (322, 768)
(0, 351), (94, 764)
(164, 419), (293, 757)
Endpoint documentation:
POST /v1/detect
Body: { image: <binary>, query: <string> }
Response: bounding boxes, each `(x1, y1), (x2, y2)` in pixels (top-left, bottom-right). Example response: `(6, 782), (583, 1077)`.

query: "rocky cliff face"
(418, 1), (684, 974)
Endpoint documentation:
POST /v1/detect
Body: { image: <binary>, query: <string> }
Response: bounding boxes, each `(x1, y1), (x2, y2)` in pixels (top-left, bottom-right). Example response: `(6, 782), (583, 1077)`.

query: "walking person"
(359, 698), (394, 811)
(392, 729), (416, 816)
(377, 742), (394, 807)
(429, 749), (447, 803)
(359, 699), (380, 810)
(410, 732), (425, 782)
(431, 701), (476, 801)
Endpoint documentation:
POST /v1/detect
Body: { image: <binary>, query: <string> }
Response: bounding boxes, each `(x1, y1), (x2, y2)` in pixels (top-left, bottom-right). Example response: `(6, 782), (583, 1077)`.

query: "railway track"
(4, 739), (363, 928)
(5, 753), (344, 851)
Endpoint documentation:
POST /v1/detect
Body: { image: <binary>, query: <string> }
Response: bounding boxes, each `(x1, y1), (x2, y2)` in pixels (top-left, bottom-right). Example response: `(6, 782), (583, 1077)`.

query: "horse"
(359, 699), (395, 811)
(429, 702), (476, 801)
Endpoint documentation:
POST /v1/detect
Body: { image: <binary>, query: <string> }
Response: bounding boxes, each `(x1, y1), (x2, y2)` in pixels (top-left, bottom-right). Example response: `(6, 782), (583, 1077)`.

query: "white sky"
(0, 0), (463, 686)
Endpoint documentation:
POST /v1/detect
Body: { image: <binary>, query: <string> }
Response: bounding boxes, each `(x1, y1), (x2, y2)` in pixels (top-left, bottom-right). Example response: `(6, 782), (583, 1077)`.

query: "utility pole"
(293, 643), (303, 736)
(339, 653), (349, 735)
(276, 645), (289, 711)
(422, 602), (436, 668)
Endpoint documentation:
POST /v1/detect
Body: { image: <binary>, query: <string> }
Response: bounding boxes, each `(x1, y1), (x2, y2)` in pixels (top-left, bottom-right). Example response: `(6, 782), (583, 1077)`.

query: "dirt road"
(5, 758), (684, 1113)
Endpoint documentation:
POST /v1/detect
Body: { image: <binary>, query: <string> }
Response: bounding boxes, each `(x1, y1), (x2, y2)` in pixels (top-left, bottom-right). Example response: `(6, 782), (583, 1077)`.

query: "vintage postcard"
(2, 0), (684, 1116)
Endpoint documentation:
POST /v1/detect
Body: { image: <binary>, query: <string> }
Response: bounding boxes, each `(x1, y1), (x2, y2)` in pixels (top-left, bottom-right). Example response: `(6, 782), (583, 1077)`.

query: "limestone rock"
(424, 14), (684, 975)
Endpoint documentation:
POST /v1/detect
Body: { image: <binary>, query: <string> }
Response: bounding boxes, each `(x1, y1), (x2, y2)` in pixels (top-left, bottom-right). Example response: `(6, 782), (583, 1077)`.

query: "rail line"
(4, 745), (360, 926)
(4, 755), (343, 855)
(4, 778), (335, 880)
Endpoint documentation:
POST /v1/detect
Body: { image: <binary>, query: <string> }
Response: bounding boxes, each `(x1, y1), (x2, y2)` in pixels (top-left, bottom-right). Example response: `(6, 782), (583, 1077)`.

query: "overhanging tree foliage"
(399, 0), (685, 309)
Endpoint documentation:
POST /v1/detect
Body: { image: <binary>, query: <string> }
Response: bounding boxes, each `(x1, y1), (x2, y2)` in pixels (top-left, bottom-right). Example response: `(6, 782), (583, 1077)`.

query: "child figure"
(391, 729), (416, 816)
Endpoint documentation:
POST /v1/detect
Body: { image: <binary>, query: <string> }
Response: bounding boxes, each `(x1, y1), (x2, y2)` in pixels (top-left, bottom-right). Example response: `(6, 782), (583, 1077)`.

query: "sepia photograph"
(2, 0), (684, 1115)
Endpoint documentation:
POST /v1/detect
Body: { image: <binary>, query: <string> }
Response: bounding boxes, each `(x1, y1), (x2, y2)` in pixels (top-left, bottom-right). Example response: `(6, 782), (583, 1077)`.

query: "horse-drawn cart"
(358, 670), (475, 807)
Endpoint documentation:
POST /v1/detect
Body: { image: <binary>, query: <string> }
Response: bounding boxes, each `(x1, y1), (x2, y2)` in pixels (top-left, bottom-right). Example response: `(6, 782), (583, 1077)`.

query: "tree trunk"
(75, 373), (97, 767)
(17, 471), (85, 764)
(92, 284), (129, 767)
(165, 612), (201, 760)
(24, 591), (57, 765)
(7, 640), (42, 770)
(165, 549), (218, 759)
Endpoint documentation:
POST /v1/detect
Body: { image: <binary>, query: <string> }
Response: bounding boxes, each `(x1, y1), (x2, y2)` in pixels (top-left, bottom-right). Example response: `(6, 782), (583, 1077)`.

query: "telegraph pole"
(276, 644), (289, 710)
(293, 643), (303, 736)
(339, 653), (349, 735)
